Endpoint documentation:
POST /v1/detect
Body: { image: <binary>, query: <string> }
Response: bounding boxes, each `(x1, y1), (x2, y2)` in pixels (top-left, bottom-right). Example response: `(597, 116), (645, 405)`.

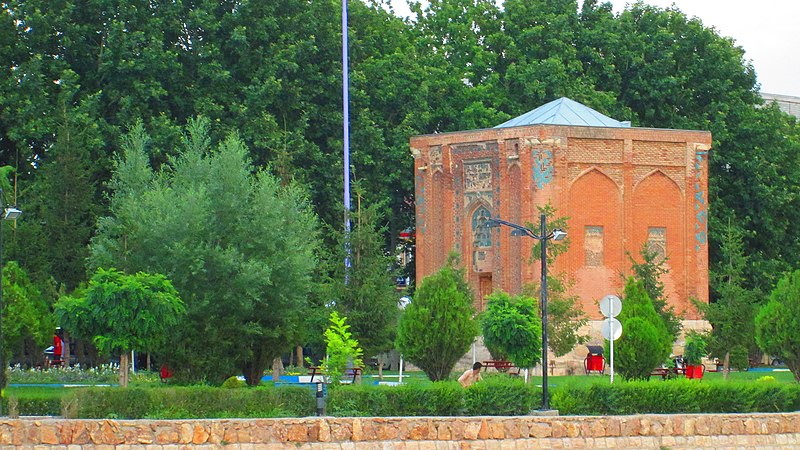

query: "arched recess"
(470, 203), (493, 273)
(632, 171), (685, 312)
(568, 169), (622, 315)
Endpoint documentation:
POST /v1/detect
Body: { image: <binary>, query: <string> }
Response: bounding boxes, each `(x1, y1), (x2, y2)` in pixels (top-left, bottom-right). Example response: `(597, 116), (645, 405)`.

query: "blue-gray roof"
(494, 97), (631, 129)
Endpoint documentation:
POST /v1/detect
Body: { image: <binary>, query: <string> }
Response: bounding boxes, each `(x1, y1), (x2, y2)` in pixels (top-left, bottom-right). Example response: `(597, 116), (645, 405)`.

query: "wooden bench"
(308, 366), (362, 384)
(482, 360), (520, 375)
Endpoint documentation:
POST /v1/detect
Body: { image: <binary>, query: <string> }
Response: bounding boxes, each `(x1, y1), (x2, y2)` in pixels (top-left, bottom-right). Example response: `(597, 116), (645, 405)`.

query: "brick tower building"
(411, 98), (711, 322)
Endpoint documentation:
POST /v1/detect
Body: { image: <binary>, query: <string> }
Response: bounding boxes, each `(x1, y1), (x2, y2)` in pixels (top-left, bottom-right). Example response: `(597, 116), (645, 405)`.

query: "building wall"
(411, 124), (711, 320)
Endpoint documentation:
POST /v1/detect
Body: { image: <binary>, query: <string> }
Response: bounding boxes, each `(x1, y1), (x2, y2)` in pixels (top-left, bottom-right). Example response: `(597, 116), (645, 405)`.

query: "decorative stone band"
(2, 413), (800, 448)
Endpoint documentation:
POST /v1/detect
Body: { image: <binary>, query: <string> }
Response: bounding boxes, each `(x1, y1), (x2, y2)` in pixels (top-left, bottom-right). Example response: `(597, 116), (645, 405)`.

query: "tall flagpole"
(342, 0), (352, 279)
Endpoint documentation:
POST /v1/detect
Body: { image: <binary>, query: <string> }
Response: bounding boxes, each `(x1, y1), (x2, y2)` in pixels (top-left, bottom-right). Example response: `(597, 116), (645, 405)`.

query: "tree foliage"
(627, 244), (681, 342)
(1, 0), (800, 372)
(480, 291), (542, 369)
(696, 219), (759, 375)
(54, 268), (184, 387)
(321, 311), (364, 386)
(396, 255), (478, 381)
(324, 192), (399, 362)
(88, 118), (320, 385)
(613, 277), (672, 381)
(755, 270), (800, 382)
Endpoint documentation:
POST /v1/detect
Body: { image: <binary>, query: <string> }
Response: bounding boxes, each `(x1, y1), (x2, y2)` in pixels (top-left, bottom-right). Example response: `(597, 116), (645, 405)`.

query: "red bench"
(482, 360), (520, 375)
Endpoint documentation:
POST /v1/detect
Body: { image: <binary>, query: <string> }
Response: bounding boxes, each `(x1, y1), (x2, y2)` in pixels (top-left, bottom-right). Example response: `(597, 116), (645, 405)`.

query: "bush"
(396, 255), (479, 381)
(463, 375), (537, 415)
(550, 381), (800, 415)
(221, 376), (246, 389)
(330, 382), (465, 416)
(64, 385), (315, 418)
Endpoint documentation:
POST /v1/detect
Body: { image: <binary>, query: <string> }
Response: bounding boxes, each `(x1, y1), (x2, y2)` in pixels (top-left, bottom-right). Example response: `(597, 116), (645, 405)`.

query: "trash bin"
(584, 345), (605, 374)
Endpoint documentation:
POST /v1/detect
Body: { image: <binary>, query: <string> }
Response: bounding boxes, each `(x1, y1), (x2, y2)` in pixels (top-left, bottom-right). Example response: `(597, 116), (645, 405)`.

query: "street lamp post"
(486, 213), (565, 411)
(0, 191), (21, 416)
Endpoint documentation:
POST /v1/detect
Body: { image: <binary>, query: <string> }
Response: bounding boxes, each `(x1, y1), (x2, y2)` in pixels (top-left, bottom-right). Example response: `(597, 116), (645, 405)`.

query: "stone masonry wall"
(3, 413), (800, 449)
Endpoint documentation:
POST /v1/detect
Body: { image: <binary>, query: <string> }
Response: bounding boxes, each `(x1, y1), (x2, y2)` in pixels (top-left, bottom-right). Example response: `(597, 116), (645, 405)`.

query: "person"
(53, 328), (63, 365)
(458, 361), (483, 387)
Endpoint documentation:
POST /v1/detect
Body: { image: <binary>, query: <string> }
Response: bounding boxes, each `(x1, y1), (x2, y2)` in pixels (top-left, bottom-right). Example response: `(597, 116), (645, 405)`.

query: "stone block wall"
(3, 413), (800, 449)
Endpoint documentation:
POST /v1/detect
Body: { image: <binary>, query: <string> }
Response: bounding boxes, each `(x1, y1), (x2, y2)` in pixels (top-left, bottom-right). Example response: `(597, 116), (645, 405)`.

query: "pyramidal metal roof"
(494, 97), (631, 129)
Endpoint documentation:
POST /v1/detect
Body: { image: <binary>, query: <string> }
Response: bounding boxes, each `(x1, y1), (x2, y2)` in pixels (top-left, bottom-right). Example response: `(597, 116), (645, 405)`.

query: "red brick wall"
(411, 124), (711, 321)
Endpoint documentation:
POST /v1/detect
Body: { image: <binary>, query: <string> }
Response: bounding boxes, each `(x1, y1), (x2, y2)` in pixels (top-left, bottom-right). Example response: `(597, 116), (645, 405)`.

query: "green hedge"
(327, 376), (538, 416)
(551, 380), (800, 415)
(64, 385), (315, 419)
(2, 396), (62, 416)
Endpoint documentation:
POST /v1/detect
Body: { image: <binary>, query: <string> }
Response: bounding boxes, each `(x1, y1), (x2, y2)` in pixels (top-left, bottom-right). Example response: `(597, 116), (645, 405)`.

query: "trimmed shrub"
(329, 382), (464, 416)
(64, 385), (315, 419)
(221, 376), (246, 389)
(550, 381), (800, 415)
(462, 375), (537, 415)
(396, 255), (479, 381)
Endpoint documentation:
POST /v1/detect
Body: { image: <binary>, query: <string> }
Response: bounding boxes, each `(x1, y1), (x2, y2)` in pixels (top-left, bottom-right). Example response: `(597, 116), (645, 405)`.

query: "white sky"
(386, 0), (800, 97)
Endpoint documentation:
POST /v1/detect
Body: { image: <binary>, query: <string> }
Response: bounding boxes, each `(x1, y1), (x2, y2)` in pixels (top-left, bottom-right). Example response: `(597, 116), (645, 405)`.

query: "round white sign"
(601, 318), (623, 341)
(600, 294), (622, 318)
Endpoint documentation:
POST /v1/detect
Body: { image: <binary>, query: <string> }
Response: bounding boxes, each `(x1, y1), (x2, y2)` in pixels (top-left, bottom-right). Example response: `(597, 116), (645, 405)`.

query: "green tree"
(321, 311), (364, 386)
(523, 276), (588, 358)
(54, 268), (184, 387)
(89, 118), (321, 385)
(1, 261), (53, 367)
(481, 291), (542, 370)
(696, 219), (759, 376)
(755, 269), (800, 382)
(613, 277), (672, 380)
(627, 244), (681, 342)
(523, 204), (588, 357)
(325, 192), (399, 375)
(396, 254), (478, 381)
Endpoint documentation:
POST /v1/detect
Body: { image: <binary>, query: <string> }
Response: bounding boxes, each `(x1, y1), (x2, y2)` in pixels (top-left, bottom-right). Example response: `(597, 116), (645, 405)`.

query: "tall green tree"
(627, 244), (681, 342)
(696, 219), (759, 376)
(55, 268), (184, 387)
(522, 204), (589, 357)
(89, 118), (321, 385)
(325, 192), (399, 374)
(396, 254), (478, 381)
(1, 261), (53, 367)
(755, 269), (800, 382)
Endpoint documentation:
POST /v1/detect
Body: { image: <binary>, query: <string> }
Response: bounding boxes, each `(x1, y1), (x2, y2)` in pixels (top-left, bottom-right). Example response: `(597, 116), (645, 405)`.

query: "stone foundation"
(3, 413), (800, 449)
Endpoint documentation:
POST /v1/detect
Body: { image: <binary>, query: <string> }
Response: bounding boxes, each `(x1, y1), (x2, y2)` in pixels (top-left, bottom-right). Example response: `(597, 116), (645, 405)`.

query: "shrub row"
(9, 378), (800, 418)
(551, 379), (800, 415)
(63, 385), (316, 419)
(1, 396), (62, 416)
(328, 376), (538, 416)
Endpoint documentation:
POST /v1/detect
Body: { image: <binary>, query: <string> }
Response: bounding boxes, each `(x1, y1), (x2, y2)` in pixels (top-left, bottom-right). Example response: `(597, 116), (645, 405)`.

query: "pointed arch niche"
(568, 169), (622, 313)
(632, 171), (686, 312)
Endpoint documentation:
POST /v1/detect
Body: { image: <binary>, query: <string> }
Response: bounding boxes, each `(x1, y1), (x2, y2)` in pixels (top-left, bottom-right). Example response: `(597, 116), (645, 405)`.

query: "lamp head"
(3, 207), (21, 221)
(552, 229), (567, 241)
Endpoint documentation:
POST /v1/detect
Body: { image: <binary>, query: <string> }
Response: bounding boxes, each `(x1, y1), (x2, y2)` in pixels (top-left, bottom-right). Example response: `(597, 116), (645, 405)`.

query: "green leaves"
(755, 270), (800, 382)
(481, 291), (541, 369)
(396, 255), (479, 381)
(89, 119), (321, 385)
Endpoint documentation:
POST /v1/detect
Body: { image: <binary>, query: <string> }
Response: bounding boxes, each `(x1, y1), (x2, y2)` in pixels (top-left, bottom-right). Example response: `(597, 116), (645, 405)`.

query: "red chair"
(584, 345), (606, 374)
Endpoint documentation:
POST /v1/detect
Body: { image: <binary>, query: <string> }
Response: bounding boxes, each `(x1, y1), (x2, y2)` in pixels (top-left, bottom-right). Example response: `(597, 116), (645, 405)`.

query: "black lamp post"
(0, 191), (21, 417)
(486, 213), (565, 411)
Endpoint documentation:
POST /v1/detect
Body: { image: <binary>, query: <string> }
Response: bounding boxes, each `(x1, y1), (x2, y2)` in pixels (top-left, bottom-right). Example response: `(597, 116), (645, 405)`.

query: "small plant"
(684, 332), (708, 365)
(757, 376), (776, 383)
(322, 311), (363, 386)
(221, 376), (245, 389)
